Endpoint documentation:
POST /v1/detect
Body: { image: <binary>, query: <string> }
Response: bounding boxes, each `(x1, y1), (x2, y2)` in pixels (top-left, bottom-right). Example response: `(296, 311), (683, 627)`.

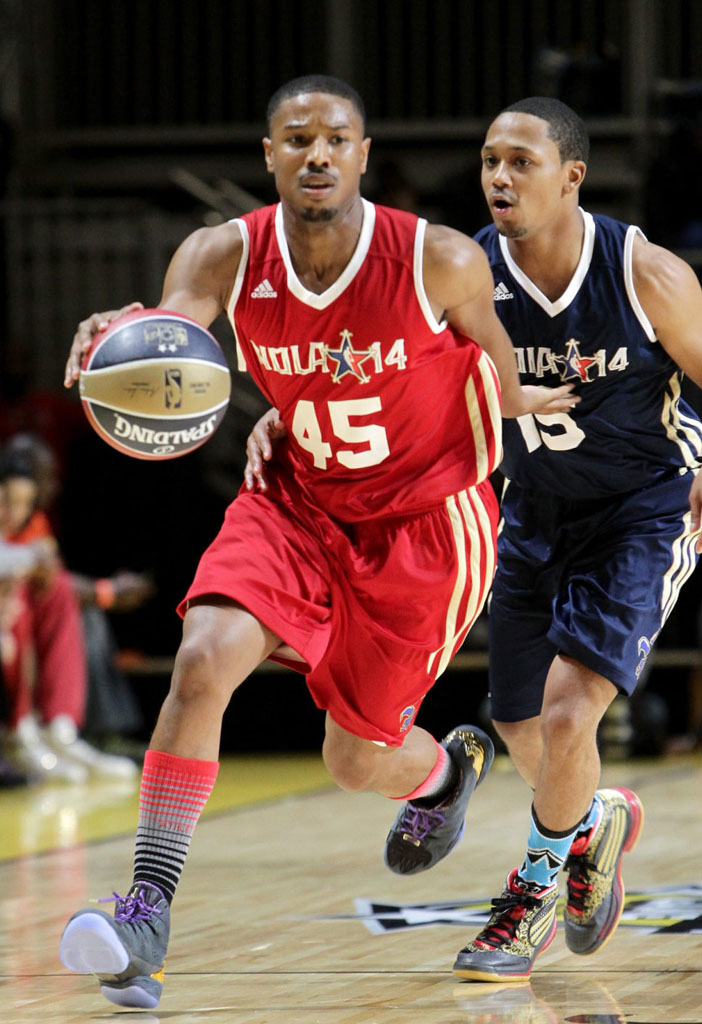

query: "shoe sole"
(452, 913), (559, 982)
(100, 978), (161, 1010)
(60, 914), (129, 975)
(567, 786), (644, 956)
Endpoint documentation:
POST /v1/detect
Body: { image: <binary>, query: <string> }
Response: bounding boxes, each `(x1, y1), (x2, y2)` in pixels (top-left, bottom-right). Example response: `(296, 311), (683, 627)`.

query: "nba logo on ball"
(79, 309), (232, 460)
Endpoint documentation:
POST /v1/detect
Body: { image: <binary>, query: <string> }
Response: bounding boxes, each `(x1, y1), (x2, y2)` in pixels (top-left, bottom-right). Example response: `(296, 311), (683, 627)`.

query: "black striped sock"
(133, 749), (219, 903)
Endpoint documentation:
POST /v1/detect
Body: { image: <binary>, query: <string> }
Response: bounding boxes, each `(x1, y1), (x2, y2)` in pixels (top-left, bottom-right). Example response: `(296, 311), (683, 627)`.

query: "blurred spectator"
(0, 491), (57, 786)
(0, 438), (151, 782)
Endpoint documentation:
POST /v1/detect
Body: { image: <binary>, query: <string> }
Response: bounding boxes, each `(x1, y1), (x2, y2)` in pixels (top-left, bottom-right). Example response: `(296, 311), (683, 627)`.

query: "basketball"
(79, 308), (231, 460)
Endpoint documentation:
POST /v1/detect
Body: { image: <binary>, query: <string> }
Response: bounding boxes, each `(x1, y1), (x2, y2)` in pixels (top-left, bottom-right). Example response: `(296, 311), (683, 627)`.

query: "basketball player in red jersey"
(58, 76), (575, 1009)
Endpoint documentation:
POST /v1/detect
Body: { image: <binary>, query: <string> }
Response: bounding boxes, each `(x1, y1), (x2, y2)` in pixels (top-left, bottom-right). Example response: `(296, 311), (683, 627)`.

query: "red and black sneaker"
(453, 869), (559, 981)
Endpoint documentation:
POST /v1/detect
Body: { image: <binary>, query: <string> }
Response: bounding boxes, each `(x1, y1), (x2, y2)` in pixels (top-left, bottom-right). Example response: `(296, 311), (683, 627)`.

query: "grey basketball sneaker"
(564, 786), (644, 955)
(384, 724), (494, 875)
(59, 882), (170, 1009)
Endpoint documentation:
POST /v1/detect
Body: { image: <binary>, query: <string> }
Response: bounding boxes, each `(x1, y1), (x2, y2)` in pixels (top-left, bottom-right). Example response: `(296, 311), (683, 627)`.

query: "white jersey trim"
(413, 219), (447, 334)
(274, 199), (376, 310)
(226, 218), (250, 371)
(662, 372), (702, 470)
(661, 496), (700, 625)
(623, 225), (657, 342)
(498, 208), (596, 318)
(467, 351), (503, 479)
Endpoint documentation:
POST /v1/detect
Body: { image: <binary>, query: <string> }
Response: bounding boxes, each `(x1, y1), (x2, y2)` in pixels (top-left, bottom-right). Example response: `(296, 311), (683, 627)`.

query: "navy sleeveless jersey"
(475, 210), (702, 498)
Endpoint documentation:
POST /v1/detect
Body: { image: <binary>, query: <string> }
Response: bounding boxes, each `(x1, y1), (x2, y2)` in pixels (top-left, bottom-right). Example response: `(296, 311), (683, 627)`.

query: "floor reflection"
(452, 977), (628, 1023)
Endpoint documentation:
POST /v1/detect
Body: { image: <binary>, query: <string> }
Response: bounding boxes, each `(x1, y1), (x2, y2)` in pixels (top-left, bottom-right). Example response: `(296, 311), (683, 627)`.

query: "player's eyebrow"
(281, 119), (352, 131)
(481, 142), (536, 156)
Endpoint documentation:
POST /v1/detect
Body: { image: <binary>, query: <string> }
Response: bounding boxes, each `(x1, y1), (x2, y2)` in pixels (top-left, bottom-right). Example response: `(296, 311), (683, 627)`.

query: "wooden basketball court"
(1, 750), (701, 1023)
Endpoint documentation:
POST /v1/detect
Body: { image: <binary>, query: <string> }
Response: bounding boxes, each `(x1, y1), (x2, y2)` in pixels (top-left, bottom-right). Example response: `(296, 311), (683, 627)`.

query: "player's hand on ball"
(244, 408), (287, 492)
(518, 382), (580, 416)
(64, 301), (145, 386)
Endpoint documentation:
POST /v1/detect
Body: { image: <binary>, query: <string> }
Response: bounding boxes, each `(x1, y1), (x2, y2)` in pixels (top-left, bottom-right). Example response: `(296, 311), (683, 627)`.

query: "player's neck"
(507, 208), (585, 302)
(281, 196), (365, 294)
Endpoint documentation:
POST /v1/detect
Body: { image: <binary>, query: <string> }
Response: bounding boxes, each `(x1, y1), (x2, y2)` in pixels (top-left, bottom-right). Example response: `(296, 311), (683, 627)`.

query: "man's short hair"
(501, 96), (590, 163)
(266, 75), (366, 133)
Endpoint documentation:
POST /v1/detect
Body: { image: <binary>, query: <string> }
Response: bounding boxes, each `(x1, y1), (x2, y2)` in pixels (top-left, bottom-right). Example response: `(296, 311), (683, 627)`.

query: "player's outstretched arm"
(244, 408), (287, 492)
(423, 224), (578, 418)
(158, 221), (244, 327)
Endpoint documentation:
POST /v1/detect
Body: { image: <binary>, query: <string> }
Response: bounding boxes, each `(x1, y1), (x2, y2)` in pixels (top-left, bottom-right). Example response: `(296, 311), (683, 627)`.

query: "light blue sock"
(519, 805), (580, 890)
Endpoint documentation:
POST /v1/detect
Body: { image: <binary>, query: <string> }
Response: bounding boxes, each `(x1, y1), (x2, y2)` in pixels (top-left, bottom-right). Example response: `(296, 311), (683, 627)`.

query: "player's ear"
(360, 137), (371, 175)
(263, 138), (274, 174)
(564, 160), (586, 193)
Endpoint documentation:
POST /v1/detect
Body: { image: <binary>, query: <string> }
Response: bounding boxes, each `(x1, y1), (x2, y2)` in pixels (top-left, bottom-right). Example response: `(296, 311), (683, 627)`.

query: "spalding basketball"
(79, 308), (231, 460)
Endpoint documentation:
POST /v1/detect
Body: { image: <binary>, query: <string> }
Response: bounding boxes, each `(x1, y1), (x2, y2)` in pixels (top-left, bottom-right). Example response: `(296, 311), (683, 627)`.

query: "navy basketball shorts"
(488, 471), (700, 722)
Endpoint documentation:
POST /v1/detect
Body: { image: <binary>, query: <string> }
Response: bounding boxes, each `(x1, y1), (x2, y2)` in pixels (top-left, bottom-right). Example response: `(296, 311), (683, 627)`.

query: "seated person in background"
(4, 432), (154, 743)
(0, 444), (140, 782)
(0, 503), (58, 786)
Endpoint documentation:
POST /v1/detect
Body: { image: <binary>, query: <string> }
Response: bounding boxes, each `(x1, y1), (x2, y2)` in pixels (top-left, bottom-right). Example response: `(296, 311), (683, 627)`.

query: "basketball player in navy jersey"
(450, 97), (702, 981)
(246, 95), (702, 984)
(57, 77), (574, 1009)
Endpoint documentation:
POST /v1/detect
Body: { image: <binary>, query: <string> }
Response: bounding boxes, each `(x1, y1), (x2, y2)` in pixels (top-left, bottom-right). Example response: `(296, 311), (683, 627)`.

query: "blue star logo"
(325, 330), (373, 383)
(552, 338), (599, 383)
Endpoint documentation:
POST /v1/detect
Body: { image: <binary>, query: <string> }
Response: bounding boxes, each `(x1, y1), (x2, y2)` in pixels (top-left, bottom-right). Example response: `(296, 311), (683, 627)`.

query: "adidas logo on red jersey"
(251, 278), (278, 299)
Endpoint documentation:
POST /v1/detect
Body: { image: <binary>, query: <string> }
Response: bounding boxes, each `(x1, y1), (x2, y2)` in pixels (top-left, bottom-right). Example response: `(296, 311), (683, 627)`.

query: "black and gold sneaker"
(453, 870), (559, 981)
(564, 786), (643, 955)
(384, 725), (494, 875)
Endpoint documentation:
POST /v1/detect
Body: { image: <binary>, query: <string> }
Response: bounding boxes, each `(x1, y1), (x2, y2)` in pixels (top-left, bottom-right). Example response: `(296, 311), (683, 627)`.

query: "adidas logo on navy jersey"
(251, 278), (278, 299)
(493, 281), (514, 301)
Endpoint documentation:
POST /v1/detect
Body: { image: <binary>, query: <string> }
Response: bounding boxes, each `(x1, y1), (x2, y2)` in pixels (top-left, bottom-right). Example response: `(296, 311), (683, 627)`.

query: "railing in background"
(1, 198), (194, 388)
(19, 0), (692, 130)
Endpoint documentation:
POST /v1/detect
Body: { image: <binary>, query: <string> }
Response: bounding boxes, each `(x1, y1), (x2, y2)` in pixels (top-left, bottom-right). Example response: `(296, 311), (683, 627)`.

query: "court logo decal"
(300, 885), (702, 935)
(636, 629), (660, 678)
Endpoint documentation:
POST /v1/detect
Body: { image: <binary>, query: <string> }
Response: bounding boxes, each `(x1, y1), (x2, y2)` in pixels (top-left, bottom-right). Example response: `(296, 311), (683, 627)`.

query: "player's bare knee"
(322, 736), (377, 792)
(539, 698), (584, 753)
(169, 635), (230, 711)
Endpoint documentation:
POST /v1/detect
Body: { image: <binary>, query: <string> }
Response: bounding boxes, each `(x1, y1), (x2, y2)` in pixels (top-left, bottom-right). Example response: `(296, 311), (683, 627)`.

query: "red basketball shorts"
(179, 468), (498, 745)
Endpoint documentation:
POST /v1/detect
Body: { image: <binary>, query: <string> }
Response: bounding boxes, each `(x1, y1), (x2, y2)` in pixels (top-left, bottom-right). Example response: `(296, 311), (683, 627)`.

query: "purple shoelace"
(399, 805), (446, 841)
(99, 888), (163, 923)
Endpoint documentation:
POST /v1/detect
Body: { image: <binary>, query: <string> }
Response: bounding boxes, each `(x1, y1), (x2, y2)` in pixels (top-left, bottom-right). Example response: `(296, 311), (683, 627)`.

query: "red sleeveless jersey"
(228, 200), (502, 521)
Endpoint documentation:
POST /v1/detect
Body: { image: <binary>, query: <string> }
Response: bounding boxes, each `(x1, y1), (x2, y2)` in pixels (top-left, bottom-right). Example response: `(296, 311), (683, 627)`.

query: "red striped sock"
(133, 749), (219, 903)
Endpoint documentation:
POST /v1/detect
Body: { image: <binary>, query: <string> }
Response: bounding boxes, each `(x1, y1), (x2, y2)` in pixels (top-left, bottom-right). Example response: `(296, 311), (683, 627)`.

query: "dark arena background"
(1, 5), (701, 1022)
(1, 0), (700, 754)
